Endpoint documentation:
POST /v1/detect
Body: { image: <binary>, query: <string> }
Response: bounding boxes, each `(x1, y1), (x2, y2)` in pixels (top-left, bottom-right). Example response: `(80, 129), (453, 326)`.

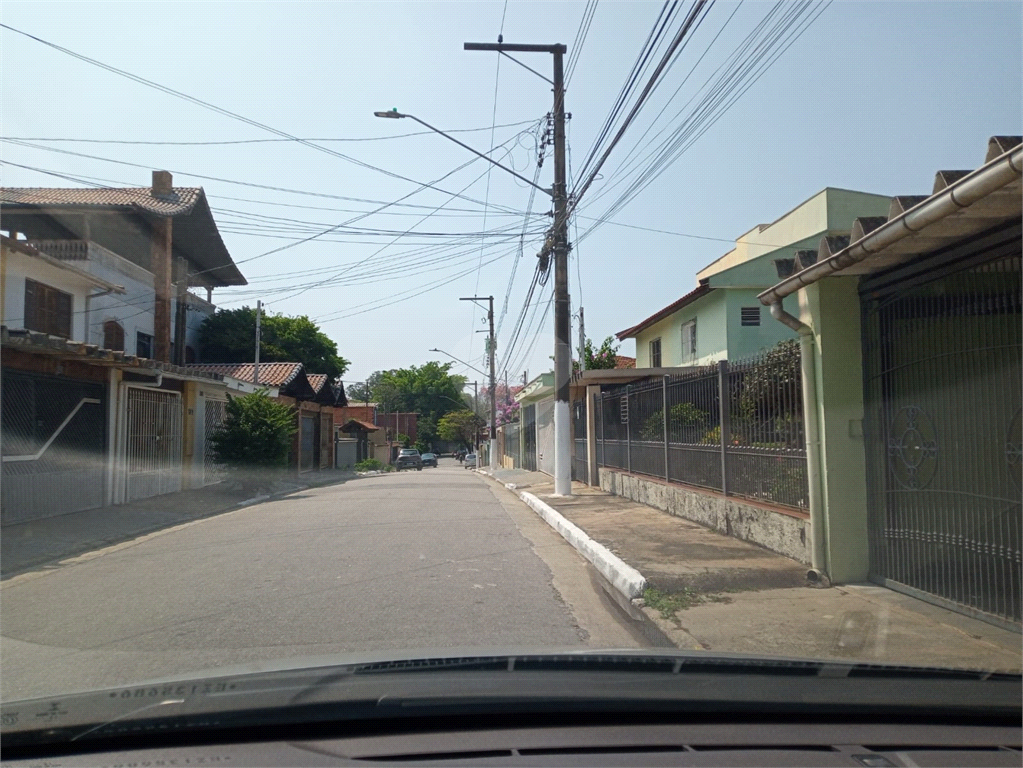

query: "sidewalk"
(1, 468), (358, 579)
(480, 469), (1022, 672)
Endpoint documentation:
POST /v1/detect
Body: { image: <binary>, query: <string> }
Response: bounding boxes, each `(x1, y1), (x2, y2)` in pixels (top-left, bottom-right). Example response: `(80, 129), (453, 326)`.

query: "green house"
(617, 188), (892, 367)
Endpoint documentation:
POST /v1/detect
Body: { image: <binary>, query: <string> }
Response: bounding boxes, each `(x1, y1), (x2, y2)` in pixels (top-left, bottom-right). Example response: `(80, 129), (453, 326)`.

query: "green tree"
(437, 409), (483, 449)
(198, 307), (350, 378)
(368, 362), (469, 446)
(209, 391), (296, 490)
(574, 336), (621, 372)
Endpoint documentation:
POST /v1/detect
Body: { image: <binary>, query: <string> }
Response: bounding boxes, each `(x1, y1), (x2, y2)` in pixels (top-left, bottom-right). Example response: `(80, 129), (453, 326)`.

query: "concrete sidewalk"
(1, 469), (358, 579)
(480, 470), (1022, 672)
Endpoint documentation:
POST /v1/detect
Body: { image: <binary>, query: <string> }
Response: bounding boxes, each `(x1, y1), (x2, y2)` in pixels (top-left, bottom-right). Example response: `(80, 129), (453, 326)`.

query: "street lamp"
(383, 95), (572, 495)
(429, 348), (488, 377)
(374, 110), (551, 196)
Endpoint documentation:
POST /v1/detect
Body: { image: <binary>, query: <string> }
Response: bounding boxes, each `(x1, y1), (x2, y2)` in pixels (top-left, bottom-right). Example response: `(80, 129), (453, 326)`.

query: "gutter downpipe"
(769, 302), (828, 586)
(113, 370), (164, 505)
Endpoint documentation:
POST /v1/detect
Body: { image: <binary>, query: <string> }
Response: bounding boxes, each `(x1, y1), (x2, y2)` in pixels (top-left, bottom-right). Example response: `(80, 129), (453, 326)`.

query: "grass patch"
(643, 586), (734, 620)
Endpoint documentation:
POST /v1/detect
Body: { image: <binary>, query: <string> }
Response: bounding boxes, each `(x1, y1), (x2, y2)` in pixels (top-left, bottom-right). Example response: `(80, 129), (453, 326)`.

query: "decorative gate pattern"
(861, 235), (1021, 626)
(125, 387), (182, 502)
(203, 397), (228, 486)
(1, 371), (106, 524)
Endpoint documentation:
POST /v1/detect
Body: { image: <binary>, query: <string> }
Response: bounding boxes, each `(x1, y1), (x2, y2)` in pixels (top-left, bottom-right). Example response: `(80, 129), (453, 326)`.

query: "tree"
(367, 362), (469, 446)
(209, 391), (296, 490)
(479, 383), (523, 425)
(437, 410), (484, 449)
(198, 307), (350, 378)
(574, 336), (621, 372)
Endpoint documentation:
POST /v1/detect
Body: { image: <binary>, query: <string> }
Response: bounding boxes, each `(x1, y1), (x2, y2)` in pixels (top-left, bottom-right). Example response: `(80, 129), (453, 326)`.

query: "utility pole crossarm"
(464, 42), (566, 54)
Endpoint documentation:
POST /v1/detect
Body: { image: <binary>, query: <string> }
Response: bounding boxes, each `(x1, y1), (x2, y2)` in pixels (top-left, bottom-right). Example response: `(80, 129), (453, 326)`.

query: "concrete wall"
(800, 277), (870, 583)
(634, 290), (727, 368)
(2, 245), (94, 340)
(723, 289), (799, 359)
(600, 467), (810, 565)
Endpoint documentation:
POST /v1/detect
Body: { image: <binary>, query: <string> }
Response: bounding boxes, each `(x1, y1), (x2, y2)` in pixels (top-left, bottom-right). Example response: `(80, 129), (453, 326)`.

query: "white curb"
(518, 491), (647, 601)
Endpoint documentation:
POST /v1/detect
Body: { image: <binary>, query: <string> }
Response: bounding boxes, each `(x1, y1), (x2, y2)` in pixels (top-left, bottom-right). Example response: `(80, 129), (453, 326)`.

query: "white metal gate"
(125, 387), (182, 502)
(203, 397), (228, 486)
(537, 398), (556, 476)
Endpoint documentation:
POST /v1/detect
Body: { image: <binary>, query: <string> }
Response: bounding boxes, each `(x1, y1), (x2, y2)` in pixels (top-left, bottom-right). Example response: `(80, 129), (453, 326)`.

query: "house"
(1, 173), (251, 524)
(1, 171), (247, 365)
(186, 362), (336, 474)
(754, 135), (1021, 628)
(617, 188), (892, 368)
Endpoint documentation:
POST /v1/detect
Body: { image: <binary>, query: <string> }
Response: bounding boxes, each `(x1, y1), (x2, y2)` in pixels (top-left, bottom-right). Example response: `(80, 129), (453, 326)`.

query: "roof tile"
(187, 362), (303, 387)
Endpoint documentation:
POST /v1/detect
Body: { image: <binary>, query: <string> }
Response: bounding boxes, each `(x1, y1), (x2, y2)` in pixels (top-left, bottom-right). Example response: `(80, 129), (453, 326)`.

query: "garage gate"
(861, 224), (1021, 627)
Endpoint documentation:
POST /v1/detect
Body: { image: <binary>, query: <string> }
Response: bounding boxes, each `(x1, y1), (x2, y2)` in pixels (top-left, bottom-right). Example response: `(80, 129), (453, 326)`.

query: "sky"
(2, 0), (1020, 391)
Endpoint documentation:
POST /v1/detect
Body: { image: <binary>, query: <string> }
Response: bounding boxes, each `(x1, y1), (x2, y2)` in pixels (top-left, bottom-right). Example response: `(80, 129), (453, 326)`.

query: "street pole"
(462, 295), (497, 471)
(578, 306), (586, 372)
(473, 380), (480, 469)
(465, 41), (571, 495)
(254, 299), (261, 385)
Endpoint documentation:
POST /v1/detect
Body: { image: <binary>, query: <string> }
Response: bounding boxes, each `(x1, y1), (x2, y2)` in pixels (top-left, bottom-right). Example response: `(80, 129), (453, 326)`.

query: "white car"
(463, 453), (477, 469)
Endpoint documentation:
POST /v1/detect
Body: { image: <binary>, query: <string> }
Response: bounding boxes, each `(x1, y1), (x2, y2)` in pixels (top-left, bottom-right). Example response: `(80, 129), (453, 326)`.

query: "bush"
(210, 392), (295, 491)
(355, 458), (386, 472)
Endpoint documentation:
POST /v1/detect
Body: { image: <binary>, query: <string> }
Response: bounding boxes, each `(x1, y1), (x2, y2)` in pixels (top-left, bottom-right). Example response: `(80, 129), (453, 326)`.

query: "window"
(681, 319), (697, 364)
(103, 320), (125, 351)
(24, 279), (72, 338)
(649, 337), (662, 368)
(741, 306), (761, 326)
(136, 331), (154, 359)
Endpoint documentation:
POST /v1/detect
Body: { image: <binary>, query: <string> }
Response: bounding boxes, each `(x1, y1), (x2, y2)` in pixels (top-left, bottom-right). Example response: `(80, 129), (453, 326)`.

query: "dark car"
(421, 452), (438, 467)
(395, 448), (423, 471)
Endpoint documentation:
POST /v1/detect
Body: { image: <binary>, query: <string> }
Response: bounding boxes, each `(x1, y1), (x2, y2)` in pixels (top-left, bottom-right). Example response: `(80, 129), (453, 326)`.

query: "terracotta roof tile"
(1, 186), (203, 217)
(614, 356), (636, 369)
(307, 373), (329, 392)
(187, 362), (303, 387)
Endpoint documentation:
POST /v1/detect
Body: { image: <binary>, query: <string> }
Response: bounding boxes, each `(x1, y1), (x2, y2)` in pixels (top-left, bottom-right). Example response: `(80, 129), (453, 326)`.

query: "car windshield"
(0, 0), (1020, 743)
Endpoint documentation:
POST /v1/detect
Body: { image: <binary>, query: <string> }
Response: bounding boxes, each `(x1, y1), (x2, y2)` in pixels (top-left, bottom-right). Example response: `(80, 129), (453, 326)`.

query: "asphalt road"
(1, 460), (647, 702)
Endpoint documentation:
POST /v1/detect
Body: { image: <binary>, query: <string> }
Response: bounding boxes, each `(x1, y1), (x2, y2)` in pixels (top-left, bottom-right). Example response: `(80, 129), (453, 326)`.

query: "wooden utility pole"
(462, 295), (497, 470)
(254, 300), (262, 385)
(465, 41), (571, 494)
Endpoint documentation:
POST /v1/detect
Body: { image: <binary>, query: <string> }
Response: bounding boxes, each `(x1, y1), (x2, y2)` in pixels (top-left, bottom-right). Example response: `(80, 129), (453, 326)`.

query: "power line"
(0, 24), (534, 207)
(0, 120), (538, 146)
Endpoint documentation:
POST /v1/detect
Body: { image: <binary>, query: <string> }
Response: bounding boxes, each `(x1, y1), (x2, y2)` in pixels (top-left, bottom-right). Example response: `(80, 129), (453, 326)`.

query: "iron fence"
(572, 399), (587, 481)
(501, 422), (521, 467)
(597, 343), (808, 511)
(521, 403), (537, 471)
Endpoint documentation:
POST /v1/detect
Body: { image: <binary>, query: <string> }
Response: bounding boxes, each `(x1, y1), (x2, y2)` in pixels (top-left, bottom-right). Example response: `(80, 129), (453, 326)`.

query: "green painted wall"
(801, 277), (870, 583)
(724, 289), (800, 360)
(634, 290), (728, 367)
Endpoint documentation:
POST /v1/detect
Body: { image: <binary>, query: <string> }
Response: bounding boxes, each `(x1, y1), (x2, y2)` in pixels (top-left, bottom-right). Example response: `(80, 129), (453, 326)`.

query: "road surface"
(1, 459), (647, 701)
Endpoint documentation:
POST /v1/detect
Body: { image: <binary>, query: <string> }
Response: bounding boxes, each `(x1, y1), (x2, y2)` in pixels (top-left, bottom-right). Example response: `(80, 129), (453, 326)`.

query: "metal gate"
(521, 404), (537, 471)
(536, 398), (556, 476)
(861, 231), (1021, 627)
(300, 414), (317, 472)
(1, 371), (106, 524)
(572, 400), (588, 482)
(203, 397), (228, 486)
(125, 387), (183, 502)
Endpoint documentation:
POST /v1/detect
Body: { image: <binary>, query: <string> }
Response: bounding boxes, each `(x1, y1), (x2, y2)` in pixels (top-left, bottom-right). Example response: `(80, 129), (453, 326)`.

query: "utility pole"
(465, 40), (571, 495)
(578, 307), (586, 372)
(254, 299), (261, 386)
(461, 295), (497, 471)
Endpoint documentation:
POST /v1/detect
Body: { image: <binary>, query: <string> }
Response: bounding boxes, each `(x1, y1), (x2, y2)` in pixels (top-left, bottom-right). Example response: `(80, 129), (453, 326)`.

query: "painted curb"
(518, 491), (647, 601)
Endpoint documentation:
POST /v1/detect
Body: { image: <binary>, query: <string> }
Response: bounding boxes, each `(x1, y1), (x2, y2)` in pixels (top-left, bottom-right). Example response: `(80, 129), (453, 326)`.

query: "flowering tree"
(573, 336), (621, 372)
(480, 383), (523, 426)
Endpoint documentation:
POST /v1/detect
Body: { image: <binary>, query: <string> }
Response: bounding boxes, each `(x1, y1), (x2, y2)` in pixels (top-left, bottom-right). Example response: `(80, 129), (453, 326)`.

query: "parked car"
(395, 448), (423, 471)
(463, 453), (477, 469)
(421, 452), (438, 468)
